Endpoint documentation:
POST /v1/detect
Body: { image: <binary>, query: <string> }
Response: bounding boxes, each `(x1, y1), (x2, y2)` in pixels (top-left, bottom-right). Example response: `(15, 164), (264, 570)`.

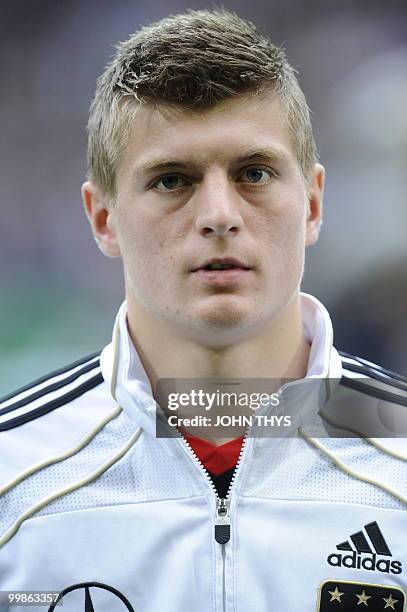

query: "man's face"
(87, 92), (324, 346)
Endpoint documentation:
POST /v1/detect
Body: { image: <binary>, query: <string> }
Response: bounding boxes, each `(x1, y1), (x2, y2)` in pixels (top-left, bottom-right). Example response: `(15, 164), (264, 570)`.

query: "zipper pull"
(215, 498), (230, 544)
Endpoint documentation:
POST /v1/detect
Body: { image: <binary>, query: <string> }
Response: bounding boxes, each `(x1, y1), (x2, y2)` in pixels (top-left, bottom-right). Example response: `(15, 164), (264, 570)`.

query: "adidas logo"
(327, 521), (402, 575)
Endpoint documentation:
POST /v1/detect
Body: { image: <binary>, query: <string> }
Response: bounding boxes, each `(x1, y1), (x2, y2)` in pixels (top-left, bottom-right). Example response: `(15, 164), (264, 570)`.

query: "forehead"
(118, 91), (297, 177)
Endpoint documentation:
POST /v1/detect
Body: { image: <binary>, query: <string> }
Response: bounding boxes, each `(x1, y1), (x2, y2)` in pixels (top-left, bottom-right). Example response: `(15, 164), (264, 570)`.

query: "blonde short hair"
(87, 8), (318, 201)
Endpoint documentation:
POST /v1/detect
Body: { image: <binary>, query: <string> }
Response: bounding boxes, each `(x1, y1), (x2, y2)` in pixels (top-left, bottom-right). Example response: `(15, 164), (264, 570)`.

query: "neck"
(126, 293), (310, 445)
(126, 293), (310, 392)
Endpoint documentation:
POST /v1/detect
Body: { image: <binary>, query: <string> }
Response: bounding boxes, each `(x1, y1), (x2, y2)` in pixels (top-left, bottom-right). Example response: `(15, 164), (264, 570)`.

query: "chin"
(180, 298), (262, 346)
(196, 294), (254, 323)
(201, 308), (250, 328)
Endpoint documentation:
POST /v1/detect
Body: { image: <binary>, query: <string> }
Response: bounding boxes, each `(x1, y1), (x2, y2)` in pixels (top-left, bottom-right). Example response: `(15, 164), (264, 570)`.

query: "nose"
(194, 172), (243, 238)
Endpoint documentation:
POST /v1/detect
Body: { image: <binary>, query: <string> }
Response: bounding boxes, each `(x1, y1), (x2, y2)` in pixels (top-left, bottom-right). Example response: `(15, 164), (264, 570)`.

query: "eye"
(152, 174), (189, 192)
(239, 167), (274, 184)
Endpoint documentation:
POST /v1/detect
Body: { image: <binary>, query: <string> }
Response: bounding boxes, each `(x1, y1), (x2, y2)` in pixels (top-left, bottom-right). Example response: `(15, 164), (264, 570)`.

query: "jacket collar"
(100, 292), (343, 439)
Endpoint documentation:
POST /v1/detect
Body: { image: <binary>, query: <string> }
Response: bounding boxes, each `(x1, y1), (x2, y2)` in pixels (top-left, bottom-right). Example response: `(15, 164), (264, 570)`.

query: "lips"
(191, 257), (251, 272)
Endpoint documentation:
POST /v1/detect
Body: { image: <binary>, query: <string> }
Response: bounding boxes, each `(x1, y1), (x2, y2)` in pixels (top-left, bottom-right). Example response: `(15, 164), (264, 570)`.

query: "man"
(0, 9), (406, 612)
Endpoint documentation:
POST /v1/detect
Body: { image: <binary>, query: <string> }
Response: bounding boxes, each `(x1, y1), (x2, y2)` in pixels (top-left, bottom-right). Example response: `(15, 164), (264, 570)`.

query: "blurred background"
(1, 0), (406, 395)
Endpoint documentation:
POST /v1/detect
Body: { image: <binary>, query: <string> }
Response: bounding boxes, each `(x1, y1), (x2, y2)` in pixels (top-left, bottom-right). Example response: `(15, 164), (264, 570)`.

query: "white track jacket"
(0, 293), (406, 611)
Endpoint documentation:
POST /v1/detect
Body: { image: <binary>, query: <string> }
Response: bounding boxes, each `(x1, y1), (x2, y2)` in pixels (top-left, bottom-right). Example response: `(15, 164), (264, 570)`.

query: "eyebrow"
(135, 146), (291, 176)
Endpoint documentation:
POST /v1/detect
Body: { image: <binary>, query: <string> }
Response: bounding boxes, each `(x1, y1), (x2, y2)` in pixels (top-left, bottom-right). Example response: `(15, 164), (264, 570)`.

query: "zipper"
(182, 432), (249, 544)
(182, 433), (249, 611)
(215, 498), (230, 544)
(179, 387), (285, 544)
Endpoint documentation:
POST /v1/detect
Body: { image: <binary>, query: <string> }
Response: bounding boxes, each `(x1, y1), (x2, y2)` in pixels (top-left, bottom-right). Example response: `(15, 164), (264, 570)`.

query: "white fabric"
(0, 292), (406, 612)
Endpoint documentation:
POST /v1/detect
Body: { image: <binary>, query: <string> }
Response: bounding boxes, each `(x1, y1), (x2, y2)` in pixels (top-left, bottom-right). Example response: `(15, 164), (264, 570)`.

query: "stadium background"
(1, 0), (406, 395)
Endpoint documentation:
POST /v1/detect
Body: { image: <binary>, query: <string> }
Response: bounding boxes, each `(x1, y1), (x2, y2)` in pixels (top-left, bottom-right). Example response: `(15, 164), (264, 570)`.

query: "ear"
(81, 181), (121, 258)
(305, 163), (325, 247)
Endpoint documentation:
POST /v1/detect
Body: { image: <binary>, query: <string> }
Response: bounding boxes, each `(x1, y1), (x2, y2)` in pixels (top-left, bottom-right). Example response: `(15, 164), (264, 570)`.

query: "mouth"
(190, 257), (253, 287)
(191, 257), (252, 273)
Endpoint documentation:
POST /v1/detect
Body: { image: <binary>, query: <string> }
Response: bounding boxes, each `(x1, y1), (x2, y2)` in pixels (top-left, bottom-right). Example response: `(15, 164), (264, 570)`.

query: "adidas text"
(327, 552), (402, 574)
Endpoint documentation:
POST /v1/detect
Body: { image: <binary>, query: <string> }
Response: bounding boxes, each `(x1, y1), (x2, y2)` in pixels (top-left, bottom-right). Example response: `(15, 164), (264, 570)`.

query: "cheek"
(260, 199), (306, 250)
(116, 210), (182, 283)
(256, 202), (306, 279)
(114, 210), (156, 280)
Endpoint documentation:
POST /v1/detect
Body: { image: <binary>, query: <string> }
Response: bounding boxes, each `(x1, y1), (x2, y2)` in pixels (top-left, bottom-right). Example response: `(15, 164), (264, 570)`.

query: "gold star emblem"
(383, 594), (399, 609)
(356, 590), (371, 606)
(328, 587), (344, 603)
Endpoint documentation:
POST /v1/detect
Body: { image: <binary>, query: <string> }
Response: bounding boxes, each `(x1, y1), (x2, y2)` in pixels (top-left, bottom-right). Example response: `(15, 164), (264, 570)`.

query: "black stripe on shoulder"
(341, 361), (407, 393)
(340, 375), (407, 407)
(0, 358), (101, 417)
(0, 351), (101, 405)
(0, 372), (104, 432)
(339, 350), (407, 384)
